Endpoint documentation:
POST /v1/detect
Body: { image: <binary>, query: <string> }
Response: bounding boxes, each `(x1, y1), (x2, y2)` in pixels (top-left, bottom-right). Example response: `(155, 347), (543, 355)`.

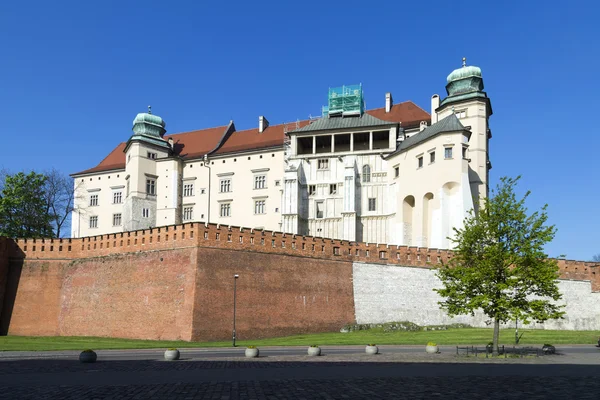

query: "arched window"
(362, 165), (371, 183)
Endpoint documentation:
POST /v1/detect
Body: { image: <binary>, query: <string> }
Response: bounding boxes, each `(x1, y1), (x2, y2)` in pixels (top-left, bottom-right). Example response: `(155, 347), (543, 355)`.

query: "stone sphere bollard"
(245, 347), (259, 358)
(79, 350), (97, 363)
(365, 345), (379, 355)
(164, 349), (180, 361)
(307, 346), (321, 356)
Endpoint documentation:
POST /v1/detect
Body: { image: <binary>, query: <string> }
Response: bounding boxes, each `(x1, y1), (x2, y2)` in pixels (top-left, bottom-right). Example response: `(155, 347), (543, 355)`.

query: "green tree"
(0, 172), (53, 238)
(434, 176), (564, 355)
(592, 254), (600, 262)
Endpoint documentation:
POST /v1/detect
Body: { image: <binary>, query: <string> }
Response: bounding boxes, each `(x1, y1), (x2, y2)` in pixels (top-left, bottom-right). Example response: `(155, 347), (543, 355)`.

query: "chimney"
(420, 121), (427, 132)
(431, 94), (440, 124)
(385, 92), (393, 113)
(259, 116), (269, 133)
(168, 137), (174, 149)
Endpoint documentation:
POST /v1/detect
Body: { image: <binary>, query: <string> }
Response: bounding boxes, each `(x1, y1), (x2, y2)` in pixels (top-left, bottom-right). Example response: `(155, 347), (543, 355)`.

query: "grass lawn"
(1, 328), (599, 351)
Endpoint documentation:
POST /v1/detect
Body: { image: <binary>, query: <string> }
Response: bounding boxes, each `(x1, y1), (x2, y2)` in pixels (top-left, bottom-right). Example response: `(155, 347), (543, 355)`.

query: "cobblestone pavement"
(1, 353), (599, 399)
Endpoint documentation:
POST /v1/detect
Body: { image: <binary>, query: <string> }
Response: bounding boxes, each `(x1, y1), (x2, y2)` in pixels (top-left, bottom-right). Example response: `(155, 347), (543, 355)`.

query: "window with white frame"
(254, 200), (266, 214)
(418, 156), (424, 168)
(113, 213), (122, 226)
(455, 109), (467, 119)
(89, 216), (98, 228)
(183, 183), (194, 197)
(315, 201), (324, 218)
(329, 184), (337, 195)
(220, 203), (231, 217)
(445, 147), (453, 159)
(146, 179), (156, 195)
(220, 179), (231, 193)
(89, 194), (99, 206)
(113, 191), (122, 204)
(183, 206), (193, 221)
(317, 159), (329, 169)
(368, 198), (376, 211)
(147, 152), (157, 160)
(142, 208), (149, 218)
(429, 151), (436, 164)
(362, 165), (371, 183)
(254, 175), (266, 189)
(308, 184), (316, 196)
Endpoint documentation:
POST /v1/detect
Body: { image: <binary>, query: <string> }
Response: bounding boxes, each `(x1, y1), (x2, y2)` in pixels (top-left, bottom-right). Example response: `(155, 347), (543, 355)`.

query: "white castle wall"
(353, 262), (600, 330)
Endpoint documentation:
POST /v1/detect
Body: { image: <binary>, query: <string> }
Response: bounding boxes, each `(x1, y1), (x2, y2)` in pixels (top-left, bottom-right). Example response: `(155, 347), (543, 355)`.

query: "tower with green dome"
(431, 58), (493, 205)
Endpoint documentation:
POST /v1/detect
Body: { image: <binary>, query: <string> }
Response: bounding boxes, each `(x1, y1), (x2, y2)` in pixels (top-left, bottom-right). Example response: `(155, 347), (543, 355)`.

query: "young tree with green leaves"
(0, 172), (53, 238)
(435, 176), (564, 355)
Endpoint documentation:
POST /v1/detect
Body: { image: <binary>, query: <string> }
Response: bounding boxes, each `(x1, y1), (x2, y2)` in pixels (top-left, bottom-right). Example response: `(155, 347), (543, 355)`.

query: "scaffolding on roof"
(327, 84), (364, 117)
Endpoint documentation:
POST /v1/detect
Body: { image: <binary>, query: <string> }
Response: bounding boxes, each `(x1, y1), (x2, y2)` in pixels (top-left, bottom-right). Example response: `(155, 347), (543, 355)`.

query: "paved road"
(0, 346), (598, 399)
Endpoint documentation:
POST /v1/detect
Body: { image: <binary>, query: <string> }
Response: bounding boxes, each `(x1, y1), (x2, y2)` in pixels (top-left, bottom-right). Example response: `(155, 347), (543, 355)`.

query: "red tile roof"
(72, 101), (429, 176)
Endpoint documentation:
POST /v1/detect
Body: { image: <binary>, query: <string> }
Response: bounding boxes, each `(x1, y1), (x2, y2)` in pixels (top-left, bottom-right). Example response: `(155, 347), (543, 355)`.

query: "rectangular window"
(430, 151), (436, 164)
(147, 152), (157, 160)
(90, 194), (98, 206)
(112, 213), (122, 226)
(254, 200), (266, 215)
(254, 175), (266, 189)
(183, 206), (193, 221)
(462, 147), (468, 159)
(368, 198), (376, 211)
(220, 179), (231, 193)
(315, 201), (324, 218)
(113, 191), (122, 204)
(142, 208), (149, 218)
(220, 203), (231, 217)
(183, 183), (194, 197)
(418, 156), (423, 168)
(329, 184), (337, 195)
(146, 179), (156, 195)
(89, 216), (98, 228)
(394, 166), (399, 178)
(445, 147), (453, 159)
(317, 159), (329, 169)
(455, 110), (466, 119)
(308, 185), (316, 196)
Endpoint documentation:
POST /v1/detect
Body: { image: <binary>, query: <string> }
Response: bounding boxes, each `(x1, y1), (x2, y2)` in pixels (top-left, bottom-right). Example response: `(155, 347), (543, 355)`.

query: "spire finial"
(148, 105), (152, 114)
(462, 57), (466, 67)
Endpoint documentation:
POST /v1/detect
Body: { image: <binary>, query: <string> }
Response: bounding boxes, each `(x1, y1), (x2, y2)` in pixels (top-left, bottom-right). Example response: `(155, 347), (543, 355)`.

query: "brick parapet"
(2, 222), (599, 289)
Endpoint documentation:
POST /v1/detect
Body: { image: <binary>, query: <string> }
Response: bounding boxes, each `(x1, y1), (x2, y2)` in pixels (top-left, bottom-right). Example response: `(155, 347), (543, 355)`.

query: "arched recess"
(402, 195), (415, 245)
(422, 193), (434, 247)
(441, 181), (460, 248)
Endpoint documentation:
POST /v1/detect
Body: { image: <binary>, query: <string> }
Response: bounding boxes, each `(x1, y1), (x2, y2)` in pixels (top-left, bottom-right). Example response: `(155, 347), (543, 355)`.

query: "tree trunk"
(493, 317), (500, 356)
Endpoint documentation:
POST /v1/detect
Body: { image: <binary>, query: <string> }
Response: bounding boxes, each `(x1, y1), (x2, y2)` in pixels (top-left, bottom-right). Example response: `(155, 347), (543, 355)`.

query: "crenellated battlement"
(1, 222), (598, 290)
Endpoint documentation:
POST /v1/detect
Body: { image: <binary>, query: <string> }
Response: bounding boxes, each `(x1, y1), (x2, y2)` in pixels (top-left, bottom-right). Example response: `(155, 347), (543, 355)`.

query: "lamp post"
(232, 274), (239, 347)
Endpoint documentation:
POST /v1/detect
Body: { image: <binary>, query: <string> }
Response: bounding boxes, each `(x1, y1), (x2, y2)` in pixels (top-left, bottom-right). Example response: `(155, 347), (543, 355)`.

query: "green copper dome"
(444, 58), (484, 98)
(126, 106), (170, 151)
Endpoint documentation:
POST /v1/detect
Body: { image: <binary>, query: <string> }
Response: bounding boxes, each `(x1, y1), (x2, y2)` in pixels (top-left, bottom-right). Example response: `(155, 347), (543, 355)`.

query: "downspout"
(203, 154), (210, 224)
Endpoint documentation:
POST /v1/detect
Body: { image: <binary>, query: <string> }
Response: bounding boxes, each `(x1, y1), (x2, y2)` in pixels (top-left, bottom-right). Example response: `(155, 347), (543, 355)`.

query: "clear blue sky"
(1, 1), (598, 260)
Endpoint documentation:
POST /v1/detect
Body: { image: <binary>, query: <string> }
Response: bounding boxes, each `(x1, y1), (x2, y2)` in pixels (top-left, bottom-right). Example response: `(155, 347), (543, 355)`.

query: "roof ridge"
(165, 125), (229, 137)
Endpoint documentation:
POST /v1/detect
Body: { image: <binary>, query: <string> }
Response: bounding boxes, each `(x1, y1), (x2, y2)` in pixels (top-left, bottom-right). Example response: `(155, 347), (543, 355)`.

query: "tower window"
(329, 184), (337, 195)
(147, 152), (157, 160)
(254, 175), (266, 189)
(317, 159), (329, 169)
(146, 179), (156, 195)
(183, 183), (194, 197)
(220, 203), (231, 217)
(183, 206), (193, 221)
(445, 147), (453, 159)
(220, 179), (231, 193)
(254, 200), (266, 215)
(89, 194), (99, 207)
(368, 198), (376, 211)
(315, 201), (324, 218)
(142, 208), (149, 218)
(417, 157), (423, 168)
(308, 185), (316, 196)
(394, 166), (399, 178)
(113, 191), (122, 204)
(430, 151), (436, 164)
(113, 213), (122, 226)
(362, 165), (371, 183)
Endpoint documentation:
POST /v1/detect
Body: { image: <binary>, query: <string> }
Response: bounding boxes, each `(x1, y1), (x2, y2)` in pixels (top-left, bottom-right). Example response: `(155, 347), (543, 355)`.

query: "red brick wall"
(1, 221), (599, 341)
(0, 238), (10, 331)
(191, 248), (355, 341)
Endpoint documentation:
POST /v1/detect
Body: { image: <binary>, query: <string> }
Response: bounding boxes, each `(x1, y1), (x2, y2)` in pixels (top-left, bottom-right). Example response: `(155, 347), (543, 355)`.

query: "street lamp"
(232, 274), (239, 347)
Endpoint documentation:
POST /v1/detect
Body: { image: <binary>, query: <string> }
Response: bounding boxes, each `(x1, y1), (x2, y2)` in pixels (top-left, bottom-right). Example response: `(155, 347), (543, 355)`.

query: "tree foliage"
(592, 254), (600, 262)
(0, 172), (53, 238)
(43, 168), (76, 238)
(434, 176), (564, 353)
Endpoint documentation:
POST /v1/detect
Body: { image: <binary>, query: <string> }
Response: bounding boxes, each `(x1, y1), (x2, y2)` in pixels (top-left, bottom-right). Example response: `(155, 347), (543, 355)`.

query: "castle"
(71, 59), (491, 250)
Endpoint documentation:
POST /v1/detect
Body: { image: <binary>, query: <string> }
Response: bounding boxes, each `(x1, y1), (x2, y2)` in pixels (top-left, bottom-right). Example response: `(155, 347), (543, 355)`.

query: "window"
(329, 184), (337, 195)
(220, 203), (231, 217)
(394, 166), (399, 178)
(317, 159), (329, 169)
(275, 180), (280, 186)
(113, 191), (122, 204)
(220, 179), (231, 193)
(368, 198), (376, 211)
(146, 179), (156, 195)
(455, 110), (466, 119)
(462, 146), (468, 159)
(113, 213), (122, 226)
(315, 201), (324, 218)
(183, 206), (193, 221)
(362, 165), (371, 183)
(254, 175), (266, 189)
(147, 152), (157, 160)
(89, 216), (98, 228)
(142, 208), (149, 218)
(89, 194), (98, 206)
(183, 183), (194, 197)
(308, 185), (316, 196)
(418, 156), (423, 168)
(254, 200), (266, 215)
(430, 151), (436, 164)
(445, 147), (453, 159)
